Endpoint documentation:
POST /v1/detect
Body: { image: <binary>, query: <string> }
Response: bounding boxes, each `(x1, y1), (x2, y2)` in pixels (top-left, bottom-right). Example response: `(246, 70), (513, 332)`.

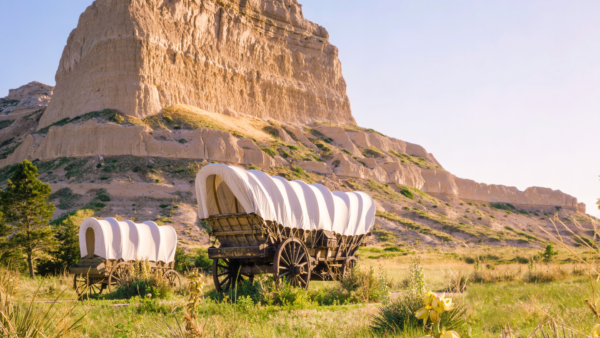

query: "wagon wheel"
(108, 262), (132, 293)
(274, 238), (311, 289)
(341, 257), (358, 279)
(212, 259), (250, 293)
(73, 274), (104, 297)
(163, 270), (182, 289)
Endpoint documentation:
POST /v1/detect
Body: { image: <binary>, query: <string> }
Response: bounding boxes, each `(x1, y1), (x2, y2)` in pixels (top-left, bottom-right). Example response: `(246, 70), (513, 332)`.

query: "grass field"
(5, 246), (600, 338)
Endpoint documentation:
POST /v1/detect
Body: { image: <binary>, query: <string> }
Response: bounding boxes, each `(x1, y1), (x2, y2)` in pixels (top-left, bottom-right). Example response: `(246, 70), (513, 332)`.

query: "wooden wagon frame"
(205, 212), (369, 292)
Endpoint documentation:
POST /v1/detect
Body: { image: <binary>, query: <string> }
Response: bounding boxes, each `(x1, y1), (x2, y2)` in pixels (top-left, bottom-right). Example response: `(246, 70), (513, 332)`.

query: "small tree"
(37, 217), (80, 275)
(0, 160), (57, 278)
(540, 244), (558, 262)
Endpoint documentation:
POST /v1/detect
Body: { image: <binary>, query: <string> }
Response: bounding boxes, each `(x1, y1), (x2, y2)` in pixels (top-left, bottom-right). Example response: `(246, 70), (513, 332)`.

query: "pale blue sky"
(1, 1), (598, 214)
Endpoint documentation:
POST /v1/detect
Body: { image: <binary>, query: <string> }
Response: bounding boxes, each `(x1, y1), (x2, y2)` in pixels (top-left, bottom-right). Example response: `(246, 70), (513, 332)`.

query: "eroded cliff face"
(40, 0), (354, 129)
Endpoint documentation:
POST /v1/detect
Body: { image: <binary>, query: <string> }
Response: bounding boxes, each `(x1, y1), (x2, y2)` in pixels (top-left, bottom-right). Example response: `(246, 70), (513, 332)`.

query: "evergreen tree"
(37, 217), (81, 275)
(0, 160), (57, 278)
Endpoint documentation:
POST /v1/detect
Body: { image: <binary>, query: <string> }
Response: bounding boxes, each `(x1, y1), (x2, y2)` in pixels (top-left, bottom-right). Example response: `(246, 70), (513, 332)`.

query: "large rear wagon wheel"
(274, 238), (311, 289)
(212, 259), (250, 293)
(108, 262), (132, 293)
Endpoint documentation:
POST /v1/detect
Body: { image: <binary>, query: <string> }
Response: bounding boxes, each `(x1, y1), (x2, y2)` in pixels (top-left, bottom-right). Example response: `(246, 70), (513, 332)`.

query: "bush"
(97, 194), (111, 202)
(174, 247), (195, 273)
(339, 265), (391, 304)
(111, 262), (172, 300)
(490, 203), (516, 211)
(193, 248), (212, 273)
(400, 188), (414, 199)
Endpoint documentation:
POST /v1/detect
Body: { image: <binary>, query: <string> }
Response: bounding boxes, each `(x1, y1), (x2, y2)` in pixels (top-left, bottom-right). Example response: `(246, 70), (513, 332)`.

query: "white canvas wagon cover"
(79, 218), (177, 263)
(195, 164), (376, 236)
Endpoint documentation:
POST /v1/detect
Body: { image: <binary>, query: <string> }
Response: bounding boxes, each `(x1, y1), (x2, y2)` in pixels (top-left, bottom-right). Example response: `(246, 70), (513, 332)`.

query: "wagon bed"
(205, 212), (369, 292)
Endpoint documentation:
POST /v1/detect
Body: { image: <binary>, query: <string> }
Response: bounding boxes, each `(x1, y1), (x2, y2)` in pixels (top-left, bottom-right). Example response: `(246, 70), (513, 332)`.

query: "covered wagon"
(195, 164), (376, 292)
(68, 218), (181, 296)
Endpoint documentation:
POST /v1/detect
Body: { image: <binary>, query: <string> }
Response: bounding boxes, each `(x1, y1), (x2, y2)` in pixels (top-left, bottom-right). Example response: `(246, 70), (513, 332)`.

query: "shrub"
(400, 188), (414, 199)
(540, 244), (558, 262)
(261, 147), (277, 158)
(174, 247), (195, 273)
(193, 248), (212, 273)
(490, 203), (516, 211)
(384, 246), (402, 252)
(339, 265), (391, 304)
(111, 261), (172, 300)
(97, 194), (111, 202)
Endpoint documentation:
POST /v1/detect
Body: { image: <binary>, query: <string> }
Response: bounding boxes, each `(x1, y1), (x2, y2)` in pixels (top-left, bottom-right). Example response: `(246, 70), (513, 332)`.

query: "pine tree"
(0, 160), (57, 278)
(37, 217), (81, 275)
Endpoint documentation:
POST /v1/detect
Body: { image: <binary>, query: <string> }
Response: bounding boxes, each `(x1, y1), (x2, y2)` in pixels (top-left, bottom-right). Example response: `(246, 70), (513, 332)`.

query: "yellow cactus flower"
(440, 330), (460, 338)
(592, 324), (600, 337)
(429, 309), (440, 322)
(431, 293), (454, 313)
(423, 290), (436, 306)
(415, 307), (430, 324)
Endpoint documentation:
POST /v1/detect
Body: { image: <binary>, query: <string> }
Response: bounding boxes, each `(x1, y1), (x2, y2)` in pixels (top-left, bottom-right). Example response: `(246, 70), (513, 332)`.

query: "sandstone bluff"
(40, 0), (353, 129)
(0, 0), (589, 248)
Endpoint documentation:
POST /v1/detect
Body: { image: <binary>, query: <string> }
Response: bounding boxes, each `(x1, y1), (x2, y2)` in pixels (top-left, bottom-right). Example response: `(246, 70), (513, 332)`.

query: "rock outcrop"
(0, 120), (275, 168)
(40, 0), (354, 129)
(1, 82), (53, 117)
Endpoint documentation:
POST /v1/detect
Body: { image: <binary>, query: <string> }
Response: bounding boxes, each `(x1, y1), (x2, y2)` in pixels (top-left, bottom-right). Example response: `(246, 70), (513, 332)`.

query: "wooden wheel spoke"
(278, 271), (289, 278)
(298, 275), (307, 286)
(297, 251), (305, 264)
(280, 254), (290, 266)
(283, 245), (292, 264)
(221, 274), (231, 283)
(223, 280), (231, 292)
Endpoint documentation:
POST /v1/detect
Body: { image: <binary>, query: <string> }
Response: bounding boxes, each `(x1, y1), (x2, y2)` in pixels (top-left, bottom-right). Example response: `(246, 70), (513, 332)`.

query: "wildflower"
(421, 331), (460, 338)
(592, 324), (600, 338)
(431, 293), (454, 313)
(416, 291), (454, 324)
(146, 293), (152, 298)
(440, 331), (460, 338)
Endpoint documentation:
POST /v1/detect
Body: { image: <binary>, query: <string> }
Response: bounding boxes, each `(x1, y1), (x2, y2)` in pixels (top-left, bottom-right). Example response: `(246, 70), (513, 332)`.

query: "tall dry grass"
(0, 266), (85, 337)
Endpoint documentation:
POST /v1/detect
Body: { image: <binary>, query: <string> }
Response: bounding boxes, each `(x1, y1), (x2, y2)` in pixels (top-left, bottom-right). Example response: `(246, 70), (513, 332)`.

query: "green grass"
(8, 252), (597, 338)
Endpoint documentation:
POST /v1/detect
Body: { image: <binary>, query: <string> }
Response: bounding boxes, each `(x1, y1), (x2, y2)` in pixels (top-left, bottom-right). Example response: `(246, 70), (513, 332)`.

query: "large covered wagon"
(68, 218), (181, 297)
(195, 164), (376, 292)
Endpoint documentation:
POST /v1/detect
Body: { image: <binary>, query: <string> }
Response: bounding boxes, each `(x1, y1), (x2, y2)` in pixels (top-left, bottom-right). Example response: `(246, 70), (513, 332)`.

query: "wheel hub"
(292, 265), (304, 275)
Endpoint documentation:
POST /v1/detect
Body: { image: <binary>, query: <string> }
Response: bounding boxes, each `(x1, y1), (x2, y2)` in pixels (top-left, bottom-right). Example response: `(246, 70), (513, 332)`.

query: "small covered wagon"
(195, 164), (376, 292)
(68, 218), (181, 297)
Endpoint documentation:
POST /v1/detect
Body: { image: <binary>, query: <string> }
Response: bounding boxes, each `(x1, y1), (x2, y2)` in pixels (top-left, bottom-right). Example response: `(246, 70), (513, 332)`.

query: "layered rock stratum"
(0, 0), (590, 248)
(40, 0), (353, 129)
